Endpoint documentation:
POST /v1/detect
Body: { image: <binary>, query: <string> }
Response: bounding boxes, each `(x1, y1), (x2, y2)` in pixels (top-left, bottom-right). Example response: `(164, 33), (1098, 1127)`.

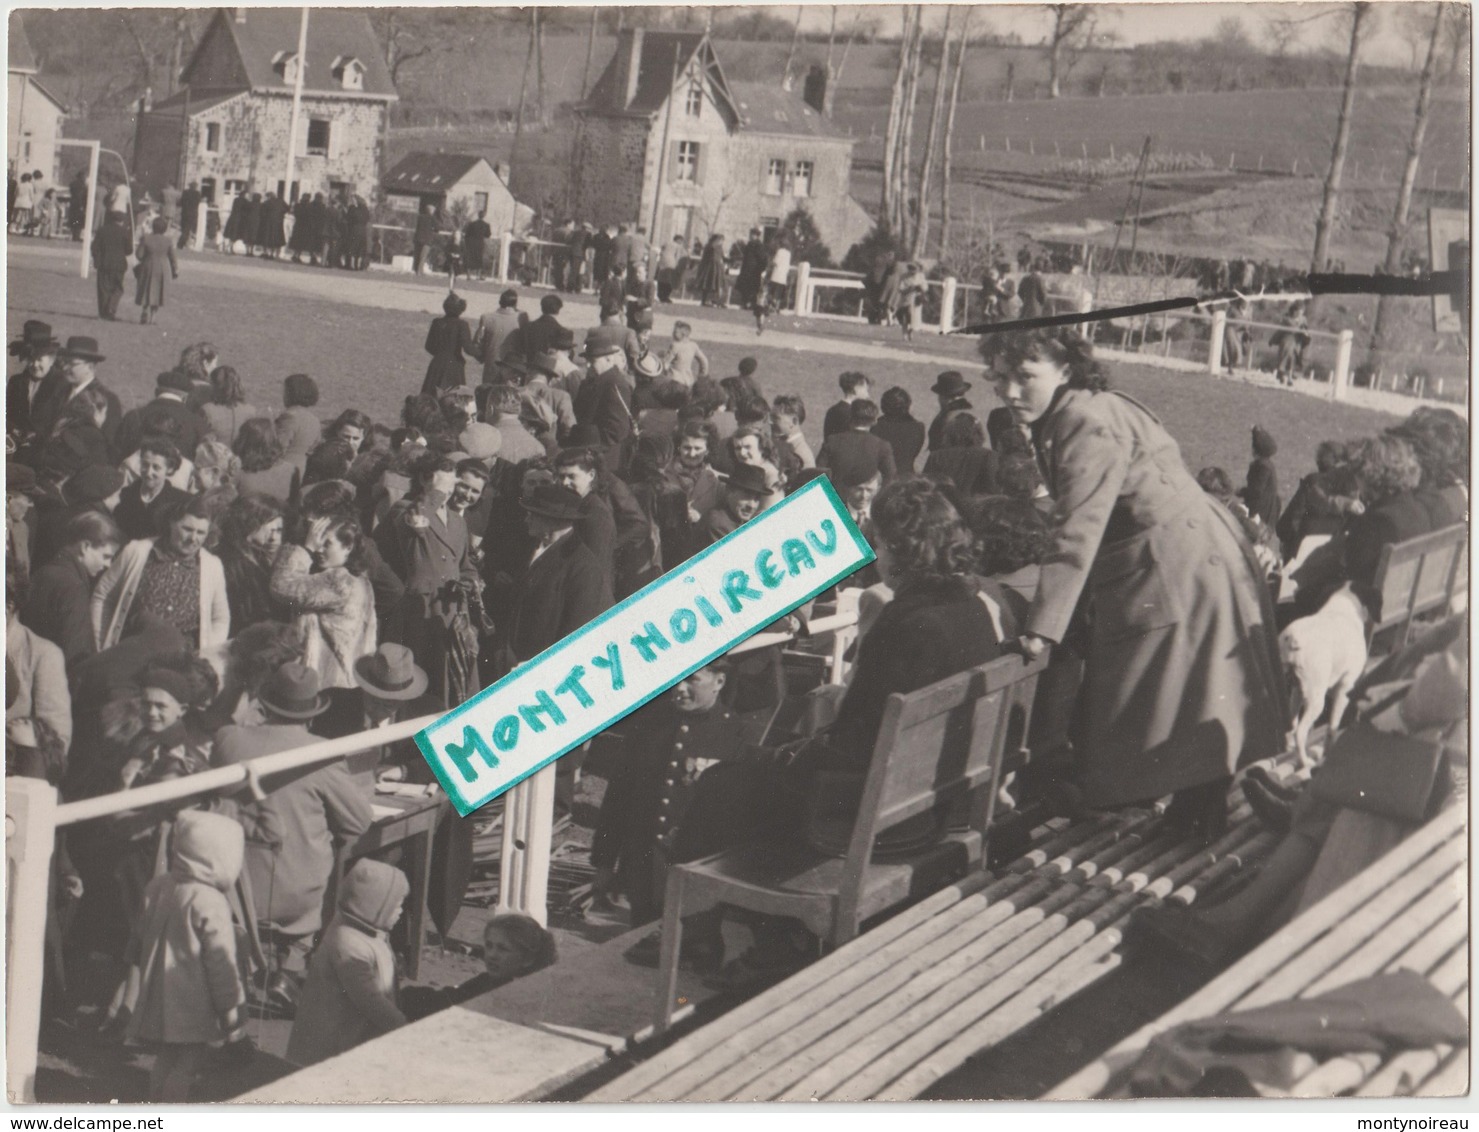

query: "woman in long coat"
(134, 216), (179, 325)
(695, 234), (727, 307)
(258, 191), (286, 257)
(221, 192), (245, 251)
(986, 328), (1285, 834)
(421, 292), (476, 395)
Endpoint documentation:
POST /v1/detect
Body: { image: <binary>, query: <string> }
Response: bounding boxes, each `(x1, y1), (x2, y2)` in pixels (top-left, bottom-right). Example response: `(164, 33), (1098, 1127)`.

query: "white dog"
(1278, 583), (1369, 769)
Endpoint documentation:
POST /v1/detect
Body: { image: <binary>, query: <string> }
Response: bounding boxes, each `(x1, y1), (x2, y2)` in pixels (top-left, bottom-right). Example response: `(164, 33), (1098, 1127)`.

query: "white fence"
(5, 606), (859, 1101)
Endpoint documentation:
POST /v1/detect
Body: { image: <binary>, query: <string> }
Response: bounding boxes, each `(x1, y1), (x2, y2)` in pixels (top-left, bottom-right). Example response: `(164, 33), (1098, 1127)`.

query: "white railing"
(5, 605), (860, 1101)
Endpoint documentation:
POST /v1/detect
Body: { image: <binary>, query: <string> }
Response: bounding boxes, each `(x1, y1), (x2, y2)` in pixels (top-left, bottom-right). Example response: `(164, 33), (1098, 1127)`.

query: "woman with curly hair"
(422, 292), (477, 396)
(200, 364), (254, 443)
(1341, 434), (1434, 619)
(324, 409), (373, 456)
(216, 494), (287, 630)
(271, 515), (377, 690)
(662, 477), (1013, 990)
(233, 417), (300, 506)
(35, 384), (112, 484)
(922, 410), (1001, 498)
(981, 327), (1284, 837)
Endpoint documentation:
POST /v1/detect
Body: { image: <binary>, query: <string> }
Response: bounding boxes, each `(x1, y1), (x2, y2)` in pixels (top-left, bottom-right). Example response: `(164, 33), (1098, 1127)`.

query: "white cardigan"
(91, 538), (231, 653)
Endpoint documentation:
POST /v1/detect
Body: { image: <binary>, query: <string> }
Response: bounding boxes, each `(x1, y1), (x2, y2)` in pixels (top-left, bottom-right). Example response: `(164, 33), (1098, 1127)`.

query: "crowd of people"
(3, 262), (1468, 1098)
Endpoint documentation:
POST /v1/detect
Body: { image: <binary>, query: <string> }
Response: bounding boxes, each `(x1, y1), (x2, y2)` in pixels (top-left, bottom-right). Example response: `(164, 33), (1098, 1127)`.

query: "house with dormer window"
(571, 29), (870, 255)
(132, 7), (395, 208)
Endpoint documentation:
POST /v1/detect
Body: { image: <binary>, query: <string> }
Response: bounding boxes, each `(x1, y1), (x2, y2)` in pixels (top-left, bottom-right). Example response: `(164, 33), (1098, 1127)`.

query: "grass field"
(841, 85), (1471, 190)
(7, 246), (1405, 485)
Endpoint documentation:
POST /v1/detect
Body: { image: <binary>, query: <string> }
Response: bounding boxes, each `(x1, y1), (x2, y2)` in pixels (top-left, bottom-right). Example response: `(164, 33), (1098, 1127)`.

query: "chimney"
(623, 28), (645, 109)
(802, 64), (827, 115)
(495, 162), (511, 184)
(235, 7), (246, 23)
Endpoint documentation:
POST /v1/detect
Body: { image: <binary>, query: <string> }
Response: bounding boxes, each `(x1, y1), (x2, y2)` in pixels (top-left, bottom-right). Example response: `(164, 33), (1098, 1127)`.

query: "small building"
(571, 29), (871, 257)
(8, 15), (67, 184)
(132, 7), (396, 208)
(382, 151), (531, 233)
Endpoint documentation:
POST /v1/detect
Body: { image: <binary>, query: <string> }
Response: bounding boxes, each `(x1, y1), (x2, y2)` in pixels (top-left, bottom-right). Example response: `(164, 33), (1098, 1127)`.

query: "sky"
(772, 2), (1440, 67)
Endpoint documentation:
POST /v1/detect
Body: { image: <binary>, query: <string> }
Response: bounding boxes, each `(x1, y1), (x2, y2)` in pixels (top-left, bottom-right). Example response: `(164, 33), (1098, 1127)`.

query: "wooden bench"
(592, 764), (1288, 1101)
(1369, 522), (1468, 654)
(1046, 800), (1467, 1100)
(652, 650), (1051, 1030)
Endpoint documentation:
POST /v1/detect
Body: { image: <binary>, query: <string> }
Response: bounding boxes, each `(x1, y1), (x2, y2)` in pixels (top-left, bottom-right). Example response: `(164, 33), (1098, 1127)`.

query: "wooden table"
(340, 789), (447, 981)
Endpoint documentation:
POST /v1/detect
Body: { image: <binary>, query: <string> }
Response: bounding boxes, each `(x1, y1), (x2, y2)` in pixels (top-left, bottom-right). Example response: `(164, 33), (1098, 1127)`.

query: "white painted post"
(7, 778), (57, 1103)
(496, 231), (512, 284)
(1332, 329), (1354, 403)
(793, 260), (811, 316)
(1207, 308), (1227, 374)
(939, 275), (957, 335)
(495, 764), (556, 927)
(194, 201), (208, 251)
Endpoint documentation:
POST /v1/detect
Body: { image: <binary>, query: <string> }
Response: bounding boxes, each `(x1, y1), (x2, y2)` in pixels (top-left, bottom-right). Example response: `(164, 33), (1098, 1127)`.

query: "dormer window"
(685, 85), (702, 118)
(271, 50), (301, 84)
(332, 55), (365, 91)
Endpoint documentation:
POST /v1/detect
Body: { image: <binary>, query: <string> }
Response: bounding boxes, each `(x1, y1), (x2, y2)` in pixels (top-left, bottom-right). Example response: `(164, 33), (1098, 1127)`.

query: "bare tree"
(782, 6), (804, 90)
(939, 9), (975, 257)
(895, 7), (926, 243)
(1046, 4), (1097, 99)
(912, 6), (955, 259)
(880, 5), (917, 231)
(824, 6), (863, 115)
(1264, 15), (1302, 57)
(1310, 2), (1371, 298)
(373, 9), (434, 86)
(534, 7), (549, 127)
(1370, 4), (1446, 353)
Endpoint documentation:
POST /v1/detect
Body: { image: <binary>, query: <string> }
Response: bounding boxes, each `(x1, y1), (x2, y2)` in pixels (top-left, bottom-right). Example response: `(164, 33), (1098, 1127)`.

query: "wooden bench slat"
(588, 867), (1004, 1100)
(1301, 880), (1464, 999)
(1233, 837), (1464, 1010)
(1044, 804), (1466, 1100)
(1412, 1045), (1470, 1097)
(1384, 906), (1470, 984)
(1358, 983), (1468, 1097)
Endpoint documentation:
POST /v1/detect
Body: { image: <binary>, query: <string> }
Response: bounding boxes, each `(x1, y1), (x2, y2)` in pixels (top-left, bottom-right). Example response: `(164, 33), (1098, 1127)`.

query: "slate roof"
(728, 82), (848, 140)
(584, 30), (706, 115)
(183, 8), (396, 99)
(8, 16), (37, 72)
(383, 152), (497, 194)
(146, 89), (248, 117)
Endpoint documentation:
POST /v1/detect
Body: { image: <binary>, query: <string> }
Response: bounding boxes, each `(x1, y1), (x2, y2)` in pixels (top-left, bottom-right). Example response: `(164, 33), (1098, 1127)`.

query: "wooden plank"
(1233, 838), (1464, 1010)
(1413, 1046), (1470, 1097)
(1384, 904), (1469, 977)
(1300, 881), (1462, 998)
(1045, 805), (1465, 1100)
(720, 885), (1099, 1101)
(588, 867), (1001, 1100)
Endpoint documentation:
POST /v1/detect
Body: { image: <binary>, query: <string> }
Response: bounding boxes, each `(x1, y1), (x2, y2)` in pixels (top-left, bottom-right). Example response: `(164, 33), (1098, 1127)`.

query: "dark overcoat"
(421, 315), (475, 395)
(1027, 386), (1286, 808)
(507, 530), (611, 663)
(133, 232), (178, 308)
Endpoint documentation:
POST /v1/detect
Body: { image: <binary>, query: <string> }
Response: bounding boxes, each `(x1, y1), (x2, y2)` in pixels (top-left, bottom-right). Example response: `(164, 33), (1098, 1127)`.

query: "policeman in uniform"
(592, 657), (773, 938)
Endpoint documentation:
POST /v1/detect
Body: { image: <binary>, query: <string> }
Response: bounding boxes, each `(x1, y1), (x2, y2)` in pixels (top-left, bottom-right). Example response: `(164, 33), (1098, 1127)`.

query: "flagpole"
(283, 6), (309, 201)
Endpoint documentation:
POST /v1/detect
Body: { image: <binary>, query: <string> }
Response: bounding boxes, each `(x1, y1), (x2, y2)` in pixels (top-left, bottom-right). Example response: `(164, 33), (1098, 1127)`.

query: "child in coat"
(286, 859), (409, 1067)
(125, 809), (248, 1102)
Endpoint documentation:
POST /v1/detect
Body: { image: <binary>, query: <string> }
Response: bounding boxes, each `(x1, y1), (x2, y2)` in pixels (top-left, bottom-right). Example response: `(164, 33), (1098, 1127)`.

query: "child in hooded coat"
(1243, 425), (1282, 531)
(286, 858), (409, 1067)
(126, 809), (248, 1102)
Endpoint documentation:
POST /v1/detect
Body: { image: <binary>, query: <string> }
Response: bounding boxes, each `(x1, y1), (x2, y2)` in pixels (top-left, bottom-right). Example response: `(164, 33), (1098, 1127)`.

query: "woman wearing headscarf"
(422, 292), (476, 396)
(216, 493), (287, 630)
(983, 327), (1285, 837)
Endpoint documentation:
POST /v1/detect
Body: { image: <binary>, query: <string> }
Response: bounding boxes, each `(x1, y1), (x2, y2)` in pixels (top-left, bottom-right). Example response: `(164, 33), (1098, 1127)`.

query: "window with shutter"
(294, 116), (309, 158)
(794, 160), (814, 198)
(327, 120), (341, 161)
(765, 158), (784, 195)
(306, 119), (331, 156)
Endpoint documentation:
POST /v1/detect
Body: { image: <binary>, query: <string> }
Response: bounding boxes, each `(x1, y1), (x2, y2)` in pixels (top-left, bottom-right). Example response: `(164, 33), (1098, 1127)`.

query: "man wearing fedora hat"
(502, 482), (611, 673)
(35, 337), (123, 451)
(699, 462), (772, 545)
(573, 326), (636, 477)
(215, 661), (371, 1011)
(112, 369), (208, 464)
(6, 320), (64, 448)
(926, 371), (974, 454)
(521, 353), (577, 446)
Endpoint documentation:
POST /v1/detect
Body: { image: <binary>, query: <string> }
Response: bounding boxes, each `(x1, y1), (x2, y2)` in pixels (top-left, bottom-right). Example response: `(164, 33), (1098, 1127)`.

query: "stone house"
(382, 151), (530, 234)
(132, 7), (395, 208)
(571, 29), (871, 258)
(8, 16), (67, 184)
